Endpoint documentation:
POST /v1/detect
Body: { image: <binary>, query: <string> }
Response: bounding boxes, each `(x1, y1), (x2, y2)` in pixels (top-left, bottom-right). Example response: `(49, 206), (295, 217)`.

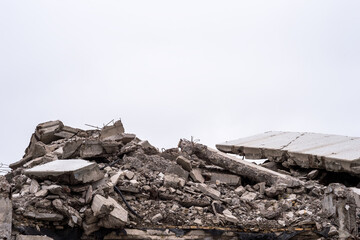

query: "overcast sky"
(1, 1), (360, 166)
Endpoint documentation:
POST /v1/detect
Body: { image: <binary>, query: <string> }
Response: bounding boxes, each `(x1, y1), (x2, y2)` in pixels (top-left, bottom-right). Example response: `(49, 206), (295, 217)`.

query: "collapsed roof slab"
(24, 159), (104, 184)
(216, 131), (360, 175)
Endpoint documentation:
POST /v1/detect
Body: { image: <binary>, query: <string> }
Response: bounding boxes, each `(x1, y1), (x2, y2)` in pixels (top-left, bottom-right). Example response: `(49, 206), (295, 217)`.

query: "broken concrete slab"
(80, 140), (104, 158)
(0, 197), (12, 240)
(23, 211), (64, 221)
(91, 194), (128, 228)
(196, 183), (221, 200)
(216, 131), (360, 175)
(17, 235), (54, 240)
(164, 174), (185, 188)
(62, 139), (83, 159)
(166, 164), (189, 180)
(176, 156), (192, 171)
(179, 139), (302, 187)
(209, 172), (241, 186)
(0, 176), (12, 240)
(35, 120), (64, 144)
(24, 159), (104, 184)
(190, 168), (205, 183)
(100, 120), (125, 141)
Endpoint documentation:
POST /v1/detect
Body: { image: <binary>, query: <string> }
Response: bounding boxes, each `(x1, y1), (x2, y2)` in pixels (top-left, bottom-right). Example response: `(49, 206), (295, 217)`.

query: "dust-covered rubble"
(1, 120), (360, 239)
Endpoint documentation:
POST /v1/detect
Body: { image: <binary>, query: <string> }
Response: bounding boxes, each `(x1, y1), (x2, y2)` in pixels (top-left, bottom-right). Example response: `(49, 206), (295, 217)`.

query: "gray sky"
(1, 1), (360, 166)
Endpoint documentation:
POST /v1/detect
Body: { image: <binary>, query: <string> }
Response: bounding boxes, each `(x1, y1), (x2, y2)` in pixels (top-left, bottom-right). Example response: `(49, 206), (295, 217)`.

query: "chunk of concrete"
(100, 120), (125, 141)
(179, 139), (302, 187)
(164, 174), (185, 188)
(240, 191), (258, 201)
(91, 194), (128, 228)
(166, 164), (189, 180)
(222, 209), (239, 223)
(80, 140), (104, 158)
(62, 140), (83, 159)
(349, 187), (360, 208)
(190, 168), (205, 183)
(101, 133), (136, 143)
(209, 172), (241, 186)
(17, 235), (54, 240)
(176, 156), (192, 171)
(24, 159), (104, 184)
(29, 179), (40, 194)
(35, 120), (64, 144)
(197, 183), (221, 200)
(23, 211), (64, 221)
(0, 176), (12, 240)
(0, 197), (12, 240)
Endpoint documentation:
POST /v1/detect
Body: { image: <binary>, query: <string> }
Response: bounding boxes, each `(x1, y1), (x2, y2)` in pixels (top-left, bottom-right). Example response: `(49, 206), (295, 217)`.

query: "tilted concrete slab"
(216, 131), (360, 175)
(24, 159), (104, 184)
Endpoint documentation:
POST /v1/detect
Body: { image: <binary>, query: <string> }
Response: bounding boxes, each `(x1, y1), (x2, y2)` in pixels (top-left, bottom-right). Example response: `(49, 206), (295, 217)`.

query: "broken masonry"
(1, 120), (359, 240)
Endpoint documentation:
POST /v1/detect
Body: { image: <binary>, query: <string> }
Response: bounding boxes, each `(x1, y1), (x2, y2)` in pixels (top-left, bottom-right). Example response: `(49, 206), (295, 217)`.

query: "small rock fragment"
(151, 213), (163, 223)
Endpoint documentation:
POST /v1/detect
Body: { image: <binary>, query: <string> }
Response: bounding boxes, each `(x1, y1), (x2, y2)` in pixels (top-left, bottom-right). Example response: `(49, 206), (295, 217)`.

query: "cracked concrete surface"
(216, 131), (360, 174)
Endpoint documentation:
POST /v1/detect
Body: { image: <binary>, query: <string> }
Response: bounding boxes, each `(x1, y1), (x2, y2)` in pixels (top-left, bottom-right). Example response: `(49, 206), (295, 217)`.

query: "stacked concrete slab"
(216, 131), (360, 175)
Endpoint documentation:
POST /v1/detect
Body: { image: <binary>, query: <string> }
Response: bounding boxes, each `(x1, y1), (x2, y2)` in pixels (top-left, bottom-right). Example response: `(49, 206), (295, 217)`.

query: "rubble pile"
(1, 120), (360, 239)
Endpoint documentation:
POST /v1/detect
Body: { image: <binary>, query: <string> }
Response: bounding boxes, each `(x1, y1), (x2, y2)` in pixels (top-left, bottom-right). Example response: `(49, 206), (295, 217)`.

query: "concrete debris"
(216, 131), (360, 175)
(209, 172), (241, 186)
(24, 159), (104, 184)
(91, 194), (128, 228)
(17, 235), (53, 240)
(176, 156), (192, 171)
(190, 168), (205, 183)
(0, 176), (12, 240)
(197, 183), (221, 200)
(100, 120), (125, 141)
(4, 120), (360, 239)
(179, 139), (302, 187)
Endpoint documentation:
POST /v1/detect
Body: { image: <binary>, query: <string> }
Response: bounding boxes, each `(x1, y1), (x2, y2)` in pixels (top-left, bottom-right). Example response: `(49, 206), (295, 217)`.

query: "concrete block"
(62, 140), (83, 159)
(80, 140), (104, 158)
(197, 183), (221, 200)
(209, 172), (241, 186)
(24, 159), (104, 184)
(35, 120), (64, 144)
(176, 156), (192, 171)
(166, 164), (189, 180)
(100, 120), (125, 141)
(91, 194), (128, 228)
(0, 197), (12, 240)
(190, 168), (205, 183)
(17, 235), (53, 240)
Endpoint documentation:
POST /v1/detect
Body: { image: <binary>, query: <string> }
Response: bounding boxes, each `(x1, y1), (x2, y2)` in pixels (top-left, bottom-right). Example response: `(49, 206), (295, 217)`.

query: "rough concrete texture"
(0, 176), (11, 240)
(17, 235), (53, 240)
(100, 120), (124, 141)
(216, 131), (360, 174)
(24, 159), (104, 184)
(0, 197), (12, 239)
(3, 120), (360, 239)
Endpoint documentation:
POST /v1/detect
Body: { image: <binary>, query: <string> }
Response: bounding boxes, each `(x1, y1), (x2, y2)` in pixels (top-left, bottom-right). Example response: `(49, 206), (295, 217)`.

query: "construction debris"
(216, 131), (360, 175)
(2, 120), (360, 239)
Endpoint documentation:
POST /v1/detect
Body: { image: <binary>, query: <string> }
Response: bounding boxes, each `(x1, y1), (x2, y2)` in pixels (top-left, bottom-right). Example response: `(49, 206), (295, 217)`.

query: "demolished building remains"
(1, 121), (359, 239)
